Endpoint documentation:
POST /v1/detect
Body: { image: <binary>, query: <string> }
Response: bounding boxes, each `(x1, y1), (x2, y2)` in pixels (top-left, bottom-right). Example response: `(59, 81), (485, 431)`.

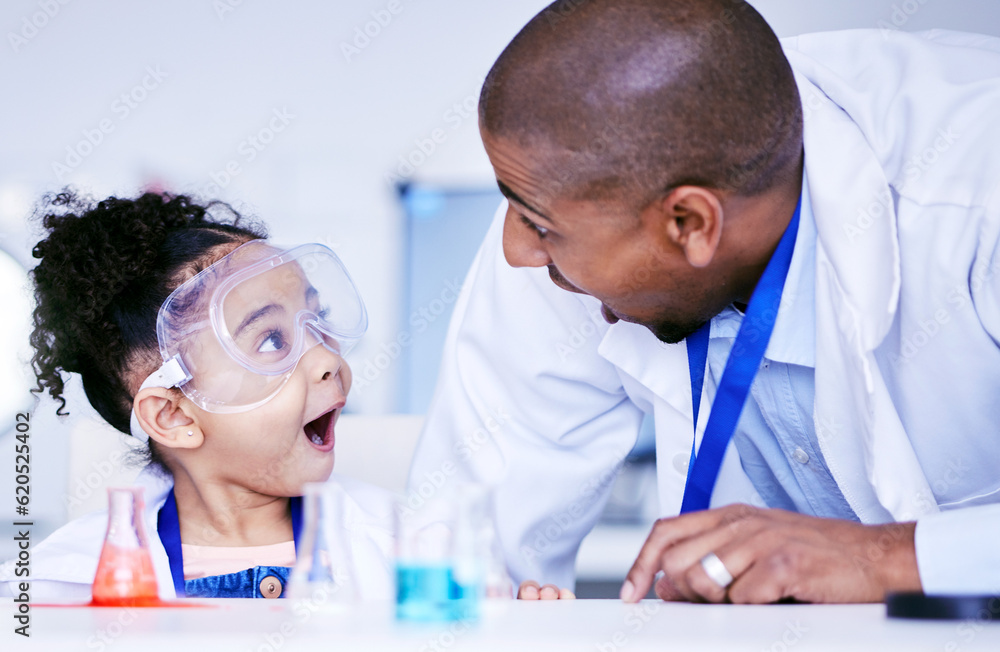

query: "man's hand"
(620, 504), (922, 604)
(518, 580), (576, 600)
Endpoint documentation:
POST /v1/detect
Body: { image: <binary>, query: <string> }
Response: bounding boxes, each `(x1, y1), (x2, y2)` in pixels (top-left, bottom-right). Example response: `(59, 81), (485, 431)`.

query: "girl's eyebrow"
(497, 181), (556, 226)
(233, 304), (283, 339)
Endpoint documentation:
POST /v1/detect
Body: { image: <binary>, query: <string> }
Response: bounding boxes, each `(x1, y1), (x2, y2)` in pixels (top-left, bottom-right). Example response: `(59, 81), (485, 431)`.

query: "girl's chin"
(296, 460), (335, 490)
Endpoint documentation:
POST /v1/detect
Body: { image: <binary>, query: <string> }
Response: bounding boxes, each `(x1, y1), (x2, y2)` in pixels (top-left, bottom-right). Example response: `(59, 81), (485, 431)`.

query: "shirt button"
(259, 575), (283, 599)
(672, 452), (690, 474)
(792, 448), (810, 465)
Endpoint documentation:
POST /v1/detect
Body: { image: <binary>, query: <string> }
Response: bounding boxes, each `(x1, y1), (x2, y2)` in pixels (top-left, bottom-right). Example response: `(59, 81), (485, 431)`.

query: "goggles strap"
(128, 357), (191, 443)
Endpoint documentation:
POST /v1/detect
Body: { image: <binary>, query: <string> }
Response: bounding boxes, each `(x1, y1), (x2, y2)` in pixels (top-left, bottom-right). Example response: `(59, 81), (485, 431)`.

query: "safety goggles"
(135, 239), (366, 421)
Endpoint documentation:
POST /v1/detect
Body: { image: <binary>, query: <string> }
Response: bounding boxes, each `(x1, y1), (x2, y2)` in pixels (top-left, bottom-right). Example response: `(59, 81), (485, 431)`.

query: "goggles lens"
(156, 240), (366, 413)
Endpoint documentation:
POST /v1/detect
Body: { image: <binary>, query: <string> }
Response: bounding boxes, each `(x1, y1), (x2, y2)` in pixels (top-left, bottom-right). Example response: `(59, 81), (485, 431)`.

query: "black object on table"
(886, 592), (1000, 621)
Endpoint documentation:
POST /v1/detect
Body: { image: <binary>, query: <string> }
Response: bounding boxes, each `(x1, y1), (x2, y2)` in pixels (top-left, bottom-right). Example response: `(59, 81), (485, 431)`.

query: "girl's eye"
(257, 330), (287, 354)
(317, 305), (331, 321)
(520, 214), (549, 238)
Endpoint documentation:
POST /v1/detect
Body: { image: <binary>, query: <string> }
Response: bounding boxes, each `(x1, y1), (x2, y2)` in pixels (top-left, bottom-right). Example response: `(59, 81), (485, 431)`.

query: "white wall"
(0, 0), (555, 415)
(1, 0), (999, 553)
(2, 0), (999, 413)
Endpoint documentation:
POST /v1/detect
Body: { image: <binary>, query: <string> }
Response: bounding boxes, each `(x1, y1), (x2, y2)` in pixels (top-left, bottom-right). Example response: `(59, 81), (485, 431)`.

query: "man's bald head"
(480, 0), (803, 209)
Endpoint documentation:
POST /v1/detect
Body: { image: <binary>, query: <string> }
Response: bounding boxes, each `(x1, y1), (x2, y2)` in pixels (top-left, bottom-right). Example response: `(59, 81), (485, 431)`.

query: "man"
(409, 0), (1000, 603)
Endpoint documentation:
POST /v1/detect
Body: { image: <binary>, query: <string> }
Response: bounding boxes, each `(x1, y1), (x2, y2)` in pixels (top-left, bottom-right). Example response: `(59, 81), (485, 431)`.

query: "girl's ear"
(134, 388), (204, 450)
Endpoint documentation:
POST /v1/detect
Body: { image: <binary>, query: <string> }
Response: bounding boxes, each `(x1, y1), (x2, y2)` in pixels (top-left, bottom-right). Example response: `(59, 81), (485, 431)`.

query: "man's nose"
(502, 208), (551, 268)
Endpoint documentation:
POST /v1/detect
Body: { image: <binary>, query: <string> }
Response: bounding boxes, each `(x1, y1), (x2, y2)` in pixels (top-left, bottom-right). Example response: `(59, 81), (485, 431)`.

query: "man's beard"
(646, 318), (708, 344)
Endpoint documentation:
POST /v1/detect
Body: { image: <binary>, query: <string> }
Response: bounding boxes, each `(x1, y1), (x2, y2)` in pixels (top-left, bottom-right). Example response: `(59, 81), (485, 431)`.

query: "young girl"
(0, 190), (571, 603)
(0, 191), (395, 601)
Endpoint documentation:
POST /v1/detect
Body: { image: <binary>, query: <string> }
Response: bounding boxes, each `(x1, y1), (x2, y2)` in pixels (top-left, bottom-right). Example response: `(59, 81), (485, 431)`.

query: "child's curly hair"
(29, 190), (267, 454)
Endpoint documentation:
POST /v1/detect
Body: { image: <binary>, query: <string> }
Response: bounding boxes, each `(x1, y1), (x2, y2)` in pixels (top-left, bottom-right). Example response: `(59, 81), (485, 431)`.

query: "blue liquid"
(396, 563), (479, 622)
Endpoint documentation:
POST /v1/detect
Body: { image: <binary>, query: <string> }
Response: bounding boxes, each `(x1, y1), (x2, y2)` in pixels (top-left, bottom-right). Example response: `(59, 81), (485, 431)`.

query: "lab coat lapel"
(598, 320), (762, 515)
(796, 68), (938, 523)
(598, 321), (693, 418)
(599, 321), (699, 515)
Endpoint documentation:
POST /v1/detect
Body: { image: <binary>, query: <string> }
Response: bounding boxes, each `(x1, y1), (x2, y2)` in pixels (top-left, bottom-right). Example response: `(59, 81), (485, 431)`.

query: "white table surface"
(3, 598), (1000, 651)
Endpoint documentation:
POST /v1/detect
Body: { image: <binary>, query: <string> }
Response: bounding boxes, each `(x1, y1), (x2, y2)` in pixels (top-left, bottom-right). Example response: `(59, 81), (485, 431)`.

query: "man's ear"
(657, 186), (725, 268)
(134, 388), (203, 450)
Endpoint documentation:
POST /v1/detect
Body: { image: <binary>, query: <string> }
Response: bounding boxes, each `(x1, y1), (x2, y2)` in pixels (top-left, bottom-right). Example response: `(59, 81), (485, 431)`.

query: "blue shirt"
(705, 178), (858, 521)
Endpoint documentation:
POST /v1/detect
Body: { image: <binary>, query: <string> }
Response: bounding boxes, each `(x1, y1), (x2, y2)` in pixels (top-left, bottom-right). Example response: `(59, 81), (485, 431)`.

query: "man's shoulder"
(782, 28), (1000, 57)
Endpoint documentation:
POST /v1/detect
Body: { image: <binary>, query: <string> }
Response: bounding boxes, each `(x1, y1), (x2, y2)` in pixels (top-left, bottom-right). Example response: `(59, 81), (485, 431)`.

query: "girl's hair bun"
(29, 189), (265, 431)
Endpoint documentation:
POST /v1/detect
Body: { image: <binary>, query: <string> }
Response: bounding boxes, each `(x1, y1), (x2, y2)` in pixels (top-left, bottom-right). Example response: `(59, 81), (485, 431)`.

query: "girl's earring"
(186, 430), (194, 437)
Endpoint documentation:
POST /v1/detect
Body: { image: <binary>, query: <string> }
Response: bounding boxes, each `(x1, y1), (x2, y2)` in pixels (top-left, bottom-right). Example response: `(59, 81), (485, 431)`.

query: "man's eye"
(520, 214), (549, 237)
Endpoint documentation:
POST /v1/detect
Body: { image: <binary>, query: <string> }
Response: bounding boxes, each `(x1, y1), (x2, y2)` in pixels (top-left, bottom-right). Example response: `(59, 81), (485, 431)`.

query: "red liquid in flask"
(92, 545), (159, 605)
(92, 487), (161, 606)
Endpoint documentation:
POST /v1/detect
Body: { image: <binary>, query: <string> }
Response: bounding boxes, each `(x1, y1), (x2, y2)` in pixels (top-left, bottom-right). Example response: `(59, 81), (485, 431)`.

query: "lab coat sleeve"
(917, 165), (1000, 594)
(784, 29), (1000, 210)
(785, 27), (1000, 595)
(408, 201), (644, 588)
(915, 505), (1000, 594)
(916, 129), (1000, 594)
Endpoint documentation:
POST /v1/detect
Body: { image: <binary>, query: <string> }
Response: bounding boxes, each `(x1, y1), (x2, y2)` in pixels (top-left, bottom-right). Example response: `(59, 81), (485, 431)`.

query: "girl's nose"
(301, 336), (344, 382)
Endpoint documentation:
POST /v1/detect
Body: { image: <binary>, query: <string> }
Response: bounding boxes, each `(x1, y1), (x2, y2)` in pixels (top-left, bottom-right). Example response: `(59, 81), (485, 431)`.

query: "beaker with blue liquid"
(395, 484), (507, 622)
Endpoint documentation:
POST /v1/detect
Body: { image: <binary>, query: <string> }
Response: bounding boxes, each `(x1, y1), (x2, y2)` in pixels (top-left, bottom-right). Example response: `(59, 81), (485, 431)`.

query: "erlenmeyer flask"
(395, 483), (502, 622)
(288, 482), (360, 604)
(92, 487), (159, 605)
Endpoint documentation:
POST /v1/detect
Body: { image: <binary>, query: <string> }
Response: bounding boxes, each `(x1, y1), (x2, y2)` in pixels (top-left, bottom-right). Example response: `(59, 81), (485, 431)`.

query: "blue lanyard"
(680, 197), (801, 514)
(157, 489), (303, 597)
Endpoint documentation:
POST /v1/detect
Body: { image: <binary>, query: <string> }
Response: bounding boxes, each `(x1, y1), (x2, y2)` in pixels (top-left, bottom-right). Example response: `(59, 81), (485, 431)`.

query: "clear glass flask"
(92, 487), (159, 606)
(288, 482), (360, 604)
(395, 483), (508, 622)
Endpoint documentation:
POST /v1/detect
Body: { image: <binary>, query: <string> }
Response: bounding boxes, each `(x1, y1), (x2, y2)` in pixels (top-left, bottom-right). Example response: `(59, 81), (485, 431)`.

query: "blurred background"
(2, 0), (999, 588)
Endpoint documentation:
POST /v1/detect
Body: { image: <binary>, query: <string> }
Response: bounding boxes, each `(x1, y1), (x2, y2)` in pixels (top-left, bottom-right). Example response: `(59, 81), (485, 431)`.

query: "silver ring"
(700, 552), (734, 589)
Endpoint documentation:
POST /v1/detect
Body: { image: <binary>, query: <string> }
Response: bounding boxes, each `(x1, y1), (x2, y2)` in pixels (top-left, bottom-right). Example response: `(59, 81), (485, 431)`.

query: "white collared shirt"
(704, 175), (857, 520)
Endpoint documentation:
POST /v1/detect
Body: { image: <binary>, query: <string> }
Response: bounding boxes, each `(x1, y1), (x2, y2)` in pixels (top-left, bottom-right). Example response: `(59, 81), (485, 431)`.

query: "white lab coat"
(409, 29), (1000, 593)
(0, 466), (396, 601)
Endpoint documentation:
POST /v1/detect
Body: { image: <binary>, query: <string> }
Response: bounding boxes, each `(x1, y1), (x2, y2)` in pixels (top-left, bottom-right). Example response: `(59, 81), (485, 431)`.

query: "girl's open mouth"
(304, 408), (337, 452)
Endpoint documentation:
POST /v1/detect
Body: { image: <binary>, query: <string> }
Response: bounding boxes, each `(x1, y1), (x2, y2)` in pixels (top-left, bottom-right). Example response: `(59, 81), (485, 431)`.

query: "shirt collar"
(710, 174), (817, 368)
